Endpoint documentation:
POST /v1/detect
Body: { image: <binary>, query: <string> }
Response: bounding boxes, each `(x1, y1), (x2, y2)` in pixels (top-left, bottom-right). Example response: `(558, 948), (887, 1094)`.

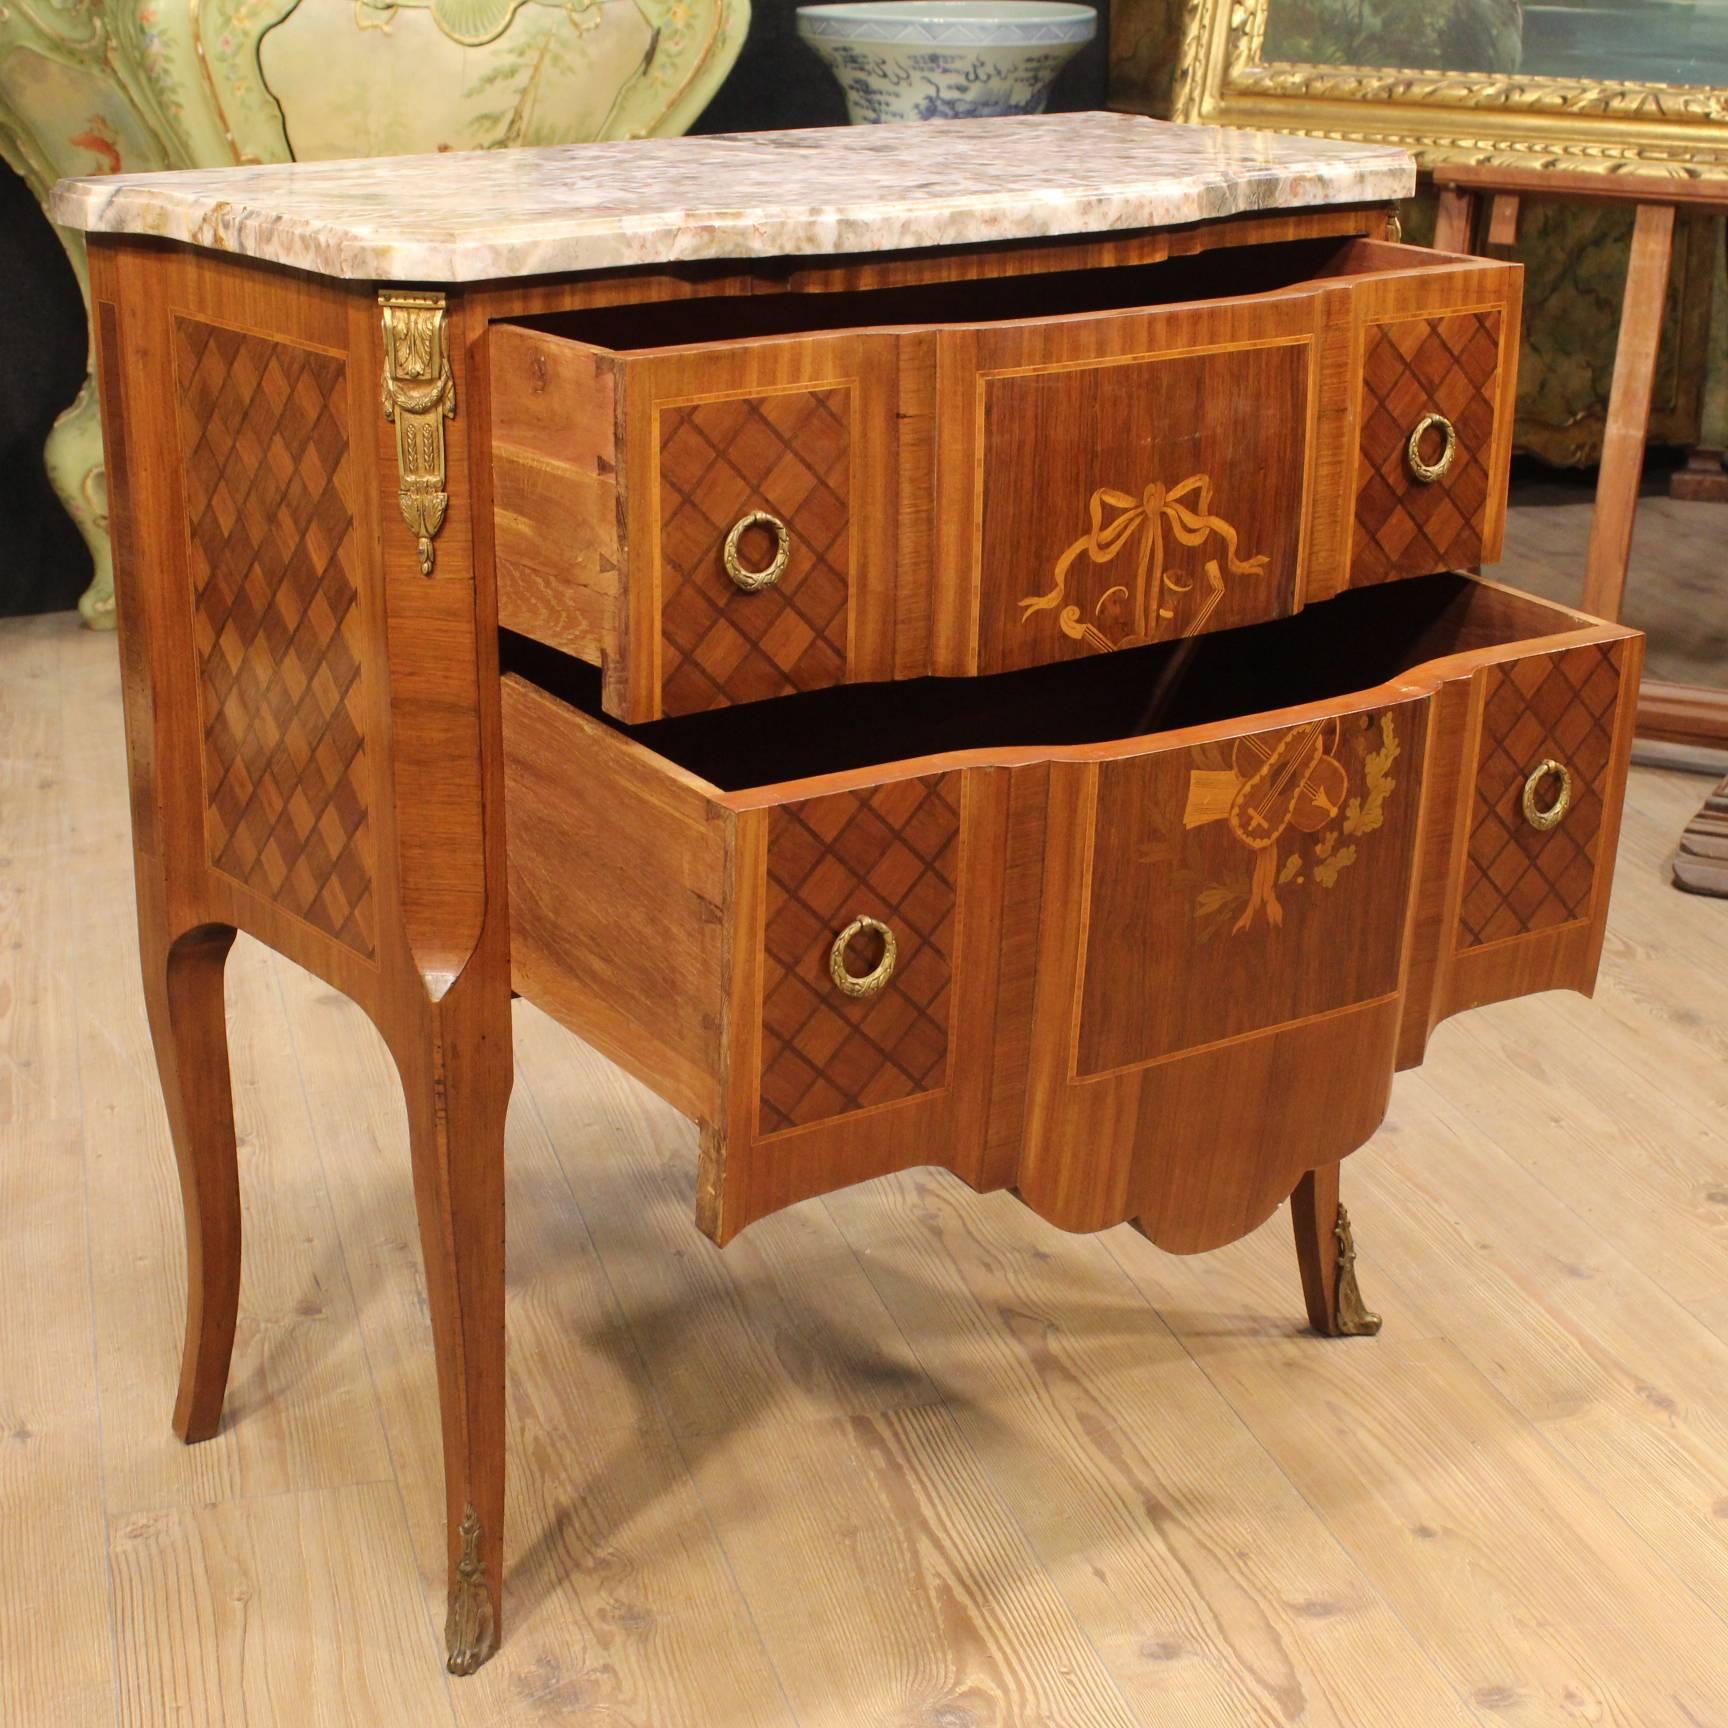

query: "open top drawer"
(490, 238), (1522, 722)
(500, 572), (1638, 1249)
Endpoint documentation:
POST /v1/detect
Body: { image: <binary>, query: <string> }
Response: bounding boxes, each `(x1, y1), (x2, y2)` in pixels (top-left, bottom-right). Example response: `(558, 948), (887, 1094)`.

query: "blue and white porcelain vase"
(797, 2), (1096, 124)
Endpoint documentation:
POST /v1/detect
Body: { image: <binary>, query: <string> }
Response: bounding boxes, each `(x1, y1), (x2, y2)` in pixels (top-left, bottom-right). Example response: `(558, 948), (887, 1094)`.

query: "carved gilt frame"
(1168, 0), (1728, 175)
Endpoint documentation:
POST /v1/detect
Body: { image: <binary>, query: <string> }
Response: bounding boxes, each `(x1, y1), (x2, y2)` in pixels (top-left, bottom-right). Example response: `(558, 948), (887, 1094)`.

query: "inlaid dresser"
(53, 114), (1641, 1675)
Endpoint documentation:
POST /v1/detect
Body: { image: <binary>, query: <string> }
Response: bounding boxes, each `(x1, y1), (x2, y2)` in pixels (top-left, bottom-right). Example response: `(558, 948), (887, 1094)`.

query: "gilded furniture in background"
(0, 0), (747, 624)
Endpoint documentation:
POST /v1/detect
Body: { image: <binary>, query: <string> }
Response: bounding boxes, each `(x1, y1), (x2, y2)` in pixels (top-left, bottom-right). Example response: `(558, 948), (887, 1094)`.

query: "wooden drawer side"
(500, 672), (728, 1124)
(491, 324), (623, 680)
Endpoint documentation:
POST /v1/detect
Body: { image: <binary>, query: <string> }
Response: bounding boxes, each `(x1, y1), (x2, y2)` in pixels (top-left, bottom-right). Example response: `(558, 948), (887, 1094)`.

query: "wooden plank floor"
(5, 608), (1728, 1727)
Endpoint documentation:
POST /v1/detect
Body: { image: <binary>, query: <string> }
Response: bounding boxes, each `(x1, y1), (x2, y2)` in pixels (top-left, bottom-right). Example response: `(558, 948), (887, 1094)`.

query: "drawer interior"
(501, 573), (1592, 793)
(509, 237), (1423, 352)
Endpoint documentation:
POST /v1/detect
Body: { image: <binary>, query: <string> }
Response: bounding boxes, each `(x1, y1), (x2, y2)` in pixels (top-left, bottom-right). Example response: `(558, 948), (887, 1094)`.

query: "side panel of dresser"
(89, 239), (512, 1673)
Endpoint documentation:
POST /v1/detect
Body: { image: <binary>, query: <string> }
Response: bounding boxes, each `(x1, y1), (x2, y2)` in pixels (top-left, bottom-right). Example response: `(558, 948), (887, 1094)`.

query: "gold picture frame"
(1164, 0), (1728, 175)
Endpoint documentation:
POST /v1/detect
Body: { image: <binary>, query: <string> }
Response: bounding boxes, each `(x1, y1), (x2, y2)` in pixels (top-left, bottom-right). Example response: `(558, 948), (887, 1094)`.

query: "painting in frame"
(1161, 0), (1728, 174)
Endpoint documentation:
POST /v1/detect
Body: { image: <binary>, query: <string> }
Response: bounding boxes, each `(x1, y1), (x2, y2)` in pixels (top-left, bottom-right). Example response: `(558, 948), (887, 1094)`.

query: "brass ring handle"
(1521, 759), (1573, 832)
(1406, 412), (1458, 484)
(829, 915), (897, 1000)
(723, 510), (790, 592)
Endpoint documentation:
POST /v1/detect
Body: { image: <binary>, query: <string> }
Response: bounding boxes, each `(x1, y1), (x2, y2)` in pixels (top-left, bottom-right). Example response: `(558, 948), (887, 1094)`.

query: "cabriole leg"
(1291, 1161), (1382, 1338)
(140, 920), (242, 1441)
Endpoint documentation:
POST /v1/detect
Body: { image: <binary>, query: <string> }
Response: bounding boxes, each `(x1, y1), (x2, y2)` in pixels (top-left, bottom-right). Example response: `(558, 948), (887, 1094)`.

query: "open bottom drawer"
(500, 574), (1640, 1249)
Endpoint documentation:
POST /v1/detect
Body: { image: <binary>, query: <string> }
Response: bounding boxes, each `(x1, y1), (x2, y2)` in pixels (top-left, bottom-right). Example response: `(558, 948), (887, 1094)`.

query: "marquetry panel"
(758, 774), (959, 1136)
(1075, 700), (1427, 1074)
(658, 386), (851, 716)
(1459, 642), (1621, 949)
(1353, 310), (1501, 586)
(174, 317), (375, 957)
(976, 342), (1307, 675)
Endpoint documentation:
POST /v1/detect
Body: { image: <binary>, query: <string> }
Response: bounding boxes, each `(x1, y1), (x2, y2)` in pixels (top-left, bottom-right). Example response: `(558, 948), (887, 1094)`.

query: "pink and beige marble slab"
(52, 112), (1414, 283)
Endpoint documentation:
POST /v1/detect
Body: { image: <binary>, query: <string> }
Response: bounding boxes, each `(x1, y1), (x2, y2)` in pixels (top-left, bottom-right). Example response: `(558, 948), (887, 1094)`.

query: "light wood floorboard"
(4, 610), (1726, 1727)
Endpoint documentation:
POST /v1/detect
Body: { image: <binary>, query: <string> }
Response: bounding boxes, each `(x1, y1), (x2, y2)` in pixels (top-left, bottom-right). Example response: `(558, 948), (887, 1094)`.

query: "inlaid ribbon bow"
(1019, 474), (1270, 652)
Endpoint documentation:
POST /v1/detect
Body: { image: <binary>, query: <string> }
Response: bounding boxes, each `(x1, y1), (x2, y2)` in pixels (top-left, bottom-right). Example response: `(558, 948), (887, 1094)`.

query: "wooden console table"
(54, 116), (1640, 1674)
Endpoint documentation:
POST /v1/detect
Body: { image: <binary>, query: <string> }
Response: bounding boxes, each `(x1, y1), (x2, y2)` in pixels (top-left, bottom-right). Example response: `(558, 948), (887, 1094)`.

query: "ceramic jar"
(797, 1), (1095, 125)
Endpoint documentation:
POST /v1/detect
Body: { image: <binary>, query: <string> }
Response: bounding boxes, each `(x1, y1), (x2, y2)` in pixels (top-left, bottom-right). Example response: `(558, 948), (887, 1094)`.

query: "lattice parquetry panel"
(1459, 643), (1621, 950)
(175, 317), (375, 956)
(658, 386), (850, 716)
(1354, 311), (1501, 586)
(759, 773), (960, 1136)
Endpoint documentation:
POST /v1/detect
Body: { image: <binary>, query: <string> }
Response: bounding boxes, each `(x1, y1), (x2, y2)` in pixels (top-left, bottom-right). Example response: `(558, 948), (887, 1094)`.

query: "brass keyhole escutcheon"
(829, 915), (897, 999)
(1521, 758), (1573, 832)
(1405, 412), (1458, 485)
(723, 510), (790, 592)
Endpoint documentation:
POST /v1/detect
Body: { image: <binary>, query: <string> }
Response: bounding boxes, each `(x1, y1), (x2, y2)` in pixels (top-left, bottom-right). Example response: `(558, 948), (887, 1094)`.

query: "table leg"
(1290, 1162), (1382, 1338)
(1487, 193), (1521, 248)
(1584, 202), (1677, 620)
(1432, 185), (1477, 254)
(1670, 216), (1728, 503)
(393, 977), (511, 1676)
(139, 915), (242, 1442)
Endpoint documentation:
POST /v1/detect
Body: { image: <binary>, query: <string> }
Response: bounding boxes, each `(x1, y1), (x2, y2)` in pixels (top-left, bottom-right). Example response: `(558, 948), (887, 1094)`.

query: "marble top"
(51, 114), (1413, 285)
